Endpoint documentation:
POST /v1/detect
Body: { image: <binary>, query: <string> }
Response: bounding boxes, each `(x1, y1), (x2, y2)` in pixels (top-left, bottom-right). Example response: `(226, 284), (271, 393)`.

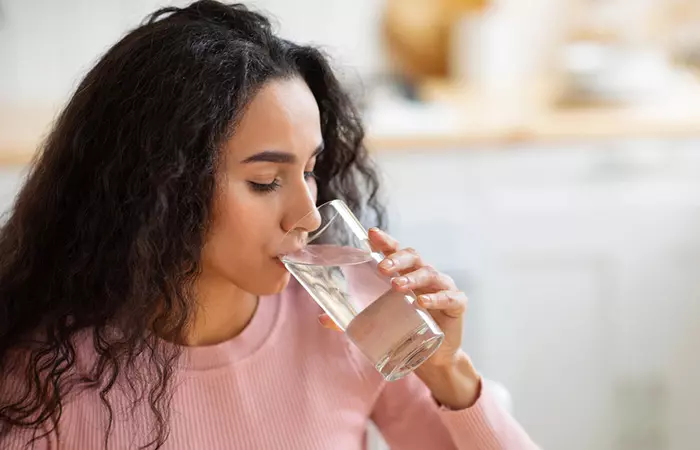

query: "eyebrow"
(241, 142), (324, 164)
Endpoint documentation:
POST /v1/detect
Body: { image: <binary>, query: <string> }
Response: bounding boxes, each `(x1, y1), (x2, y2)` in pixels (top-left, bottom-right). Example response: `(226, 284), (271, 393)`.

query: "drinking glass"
(278, 199), (444, 381)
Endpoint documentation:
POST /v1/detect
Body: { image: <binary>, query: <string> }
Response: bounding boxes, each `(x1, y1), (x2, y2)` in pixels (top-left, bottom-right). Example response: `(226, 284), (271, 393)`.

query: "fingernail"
(419, 295), (432, 306)
(380, 259), (394, 269)
(320, 318), (341, 332)
(394, 276), (408, 286)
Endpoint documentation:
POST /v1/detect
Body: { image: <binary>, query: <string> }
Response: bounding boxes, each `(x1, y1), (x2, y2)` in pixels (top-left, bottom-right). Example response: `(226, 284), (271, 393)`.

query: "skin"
(191, 76), (322, 346)
(191, 76), (481, 409)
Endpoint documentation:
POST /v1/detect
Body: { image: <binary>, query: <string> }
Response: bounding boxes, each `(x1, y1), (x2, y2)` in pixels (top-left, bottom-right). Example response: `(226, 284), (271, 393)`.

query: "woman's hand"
(318, 227), (482, 409)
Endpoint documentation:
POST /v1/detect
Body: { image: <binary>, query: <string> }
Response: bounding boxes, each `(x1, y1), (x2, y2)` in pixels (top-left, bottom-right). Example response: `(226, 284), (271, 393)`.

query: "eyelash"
(249, 172), (316, 193)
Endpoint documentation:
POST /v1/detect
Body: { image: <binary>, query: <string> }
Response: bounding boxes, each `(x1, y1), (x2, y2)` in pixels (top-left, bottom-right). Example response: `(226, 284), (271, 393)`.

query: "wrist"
(415, 350), (482, 410)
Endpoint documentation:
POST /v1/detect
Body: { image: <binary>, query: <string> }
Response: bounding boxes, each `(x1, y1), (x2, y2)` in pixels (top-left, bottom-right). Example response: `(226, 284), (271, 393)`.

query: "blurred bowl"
(560, 42), (676, 105)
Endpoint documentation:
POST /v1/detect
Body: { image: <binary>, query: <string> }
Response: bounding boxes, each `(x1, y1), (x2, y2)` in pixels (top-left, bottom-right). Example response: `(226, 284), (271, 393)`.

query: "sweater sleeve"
(371, 373), (539, 449)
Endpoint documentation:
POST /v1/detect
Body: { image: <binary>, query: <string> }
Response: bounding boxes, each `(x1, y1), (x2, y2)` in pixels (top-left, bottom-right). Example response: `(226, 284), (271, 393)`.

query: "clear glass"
(278, 199), (444, 381)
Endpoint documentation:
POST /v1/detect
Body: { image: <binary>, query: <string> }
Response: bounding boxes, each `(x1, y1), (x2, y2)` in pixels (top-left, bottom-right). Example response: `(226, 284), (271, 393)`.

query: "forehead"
(223, 77), (322, 162)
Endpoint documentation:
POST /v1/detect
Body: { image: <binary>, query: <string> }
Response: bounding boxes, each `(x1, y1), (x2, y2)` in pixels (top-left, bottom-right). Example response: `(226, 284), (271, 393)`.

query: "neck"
(185, 272), (259, 346)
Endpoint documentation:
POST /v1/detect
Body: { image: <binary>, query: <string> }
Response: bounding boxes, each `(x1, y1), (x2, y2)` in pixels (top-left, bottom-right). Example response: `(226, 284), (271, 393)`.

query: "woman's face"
(200, 77), (323, 295)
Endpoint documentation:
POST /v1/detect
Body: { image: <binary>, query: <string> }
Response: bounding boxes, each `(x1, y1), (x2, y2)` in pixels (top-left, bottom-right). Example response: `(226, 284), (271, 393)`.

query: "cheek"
(201, 189), (289, 293)
(207, 202), (266, 267)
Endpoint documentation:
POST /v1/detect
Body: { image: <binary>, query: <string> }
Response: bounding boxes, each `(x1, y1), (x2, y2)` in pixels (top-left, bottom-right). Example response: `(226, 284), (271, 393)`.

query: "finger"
(318, 313), (342, 332)
(378, 247), (423, 275)
(391, 265), (456, 291)
(368, 228), (400, 255)
(417, 291), (468, 319)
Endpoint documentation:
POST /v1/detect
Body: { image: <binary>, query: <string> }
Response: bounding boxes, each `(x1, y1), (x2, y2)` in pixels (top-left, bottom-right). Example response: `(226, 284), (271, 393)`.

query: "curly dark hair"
(0, 1), (384, 448)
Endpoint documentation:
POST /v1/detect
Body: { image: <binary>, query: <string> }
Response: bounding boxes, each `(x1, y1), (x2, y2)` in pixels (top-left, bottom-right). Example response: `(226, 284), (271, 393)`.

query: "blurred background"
(2, 0), (700, 449)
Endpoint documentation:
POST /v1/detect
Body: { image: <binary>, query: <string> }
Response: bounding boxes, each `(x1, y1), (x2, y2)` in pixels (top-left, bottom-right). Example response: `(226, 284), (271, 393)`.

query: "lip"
(277, 232), (308, 257)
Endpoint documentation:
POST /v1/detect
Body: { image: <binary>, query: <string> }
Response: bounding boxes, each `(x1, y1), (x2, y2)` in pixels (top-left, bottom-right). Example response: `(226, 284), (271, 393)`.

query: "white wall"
(0, 0), (384, 106)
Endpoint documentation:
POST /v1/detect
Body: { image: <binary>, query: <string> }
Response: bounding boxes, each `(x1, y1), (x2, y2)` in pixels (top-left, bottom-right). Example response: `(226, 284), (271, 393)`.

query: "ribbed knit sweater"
(4, 281), (537, 449)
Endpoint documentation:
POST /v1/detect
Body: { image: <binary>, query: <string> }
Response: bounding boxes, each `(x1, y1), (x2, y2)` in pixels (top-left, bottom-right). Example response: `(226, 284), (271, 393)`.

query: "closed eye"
(248, 171), (315, 194)
(248, 179), (281, 193)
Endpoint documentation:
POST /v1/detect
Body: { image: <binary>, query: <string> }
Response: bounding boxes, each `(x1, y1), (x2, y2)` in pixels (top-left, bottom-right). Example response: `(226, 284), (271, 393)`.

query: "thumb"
(318, 313), (342, 332)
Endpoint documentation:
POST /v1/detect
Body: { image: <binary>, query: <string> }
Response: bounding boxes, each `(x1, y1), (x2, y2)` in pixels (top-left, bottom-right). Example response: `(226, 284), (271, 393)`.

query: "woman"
(0, 1), (537, 449)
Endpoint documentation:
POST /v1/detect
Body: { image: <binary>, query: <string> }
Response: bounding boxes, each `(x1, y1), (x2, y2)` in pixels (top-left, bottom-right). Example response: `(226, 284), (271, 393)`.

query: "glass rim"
(277, 199), (349, 256)
(306, 199), (348, 244)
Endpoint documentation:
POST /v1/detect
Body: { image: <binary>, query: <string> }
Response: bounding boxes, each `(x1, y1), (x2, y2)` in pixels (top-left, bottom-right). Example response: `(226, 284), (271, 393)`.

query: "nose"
(281, 178), (322, 234)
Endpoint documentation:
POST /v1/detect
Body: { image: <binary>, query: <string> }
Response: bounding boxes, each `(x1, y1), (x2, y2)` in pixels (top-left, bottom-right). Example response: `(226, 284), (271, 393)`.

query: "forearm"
(415, 349), (482, 410)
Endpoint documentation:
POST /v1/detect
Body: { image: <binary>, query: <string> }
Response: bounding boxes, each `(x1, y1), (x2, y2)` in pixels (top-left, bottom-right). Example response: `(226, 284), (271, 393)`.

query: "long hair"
(0, 1), (384, 448)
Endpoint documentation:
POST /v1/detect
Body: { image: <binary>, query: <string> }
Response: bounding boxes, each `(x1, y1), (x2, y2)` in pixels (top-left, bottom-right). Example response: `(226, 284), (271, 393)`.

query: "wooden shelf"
(366, 79), (700, 150)
(4, 82), (700, 166)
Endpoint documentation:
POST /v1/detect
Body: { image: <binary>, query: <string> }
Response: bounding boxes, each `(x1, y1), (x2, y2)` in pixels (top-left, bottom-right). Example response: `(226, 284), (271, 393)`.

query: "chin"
(232, 260), (292, 296)
(255, 270), (291, 296)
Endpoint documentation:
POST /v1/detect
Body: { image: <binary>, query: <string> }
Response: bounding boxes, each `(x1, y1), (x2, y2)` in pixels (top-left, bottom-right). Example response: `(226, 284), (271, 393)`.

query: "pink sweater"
(5, 281), (537, 449)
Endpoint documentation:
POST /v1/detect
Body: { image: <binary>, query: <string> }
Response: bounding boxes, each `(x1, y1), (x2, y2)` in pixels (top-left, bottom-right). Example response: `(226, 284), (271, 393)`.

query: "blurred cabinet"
(375, 140), (700, 450)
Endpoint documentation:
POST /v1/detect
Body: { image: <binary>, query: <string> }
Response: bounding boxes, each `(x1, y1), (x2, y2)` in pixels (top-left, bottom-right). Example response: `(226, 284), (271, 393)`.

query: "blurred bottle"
(382, 0), (488, 85)
(449, 0), (566, 125)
